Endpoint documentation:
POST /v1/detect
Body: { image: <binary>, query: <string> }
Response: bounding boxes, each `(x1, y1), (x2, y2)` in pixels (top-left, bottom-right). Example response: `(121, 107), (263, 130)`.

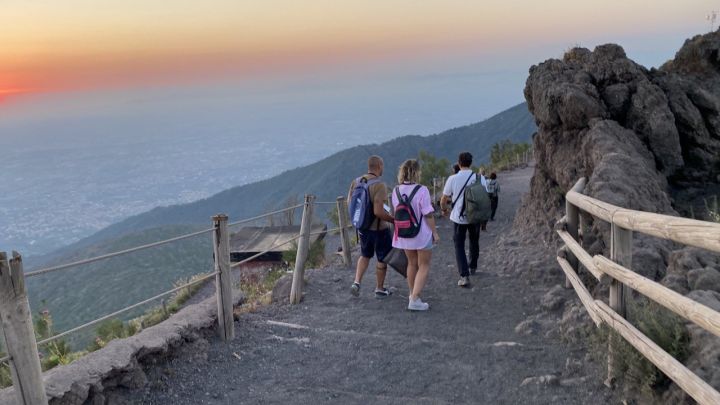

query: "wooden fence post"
(336, 196), (352, 269)
(565, 201), (580, 289)
(0, 252), (48, 405)
(606, 223), (632, 386)
(212, 214), (234, 342)
(290, 195), (315, 304)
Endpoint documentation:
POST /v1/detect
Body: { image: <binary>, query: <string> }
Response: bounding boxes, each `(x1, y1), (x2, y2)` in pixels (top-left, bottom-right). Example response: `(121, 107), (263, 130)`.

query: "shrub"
(489, 140), (532, 171)
(42, 340), (85, 370)
(283, 239), (325, 269)
(705, 195), (719, 222)
(590, 298), (690, 398)
(0, 357), (11, 388)
(418, 150), (451, 187)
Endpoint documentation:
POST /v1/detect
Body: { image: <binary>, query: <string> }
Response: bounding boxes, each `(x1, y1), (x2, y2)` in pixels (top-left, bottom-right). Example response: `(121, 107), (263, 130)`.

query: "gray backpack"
(486, 179), (498, 196)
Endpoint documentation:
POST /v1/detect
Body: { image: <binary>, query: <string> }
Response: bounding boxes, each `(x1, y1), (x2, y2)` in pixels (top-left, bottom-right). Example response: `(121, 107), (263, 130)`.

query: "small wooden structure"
(229, 224), (327, 264)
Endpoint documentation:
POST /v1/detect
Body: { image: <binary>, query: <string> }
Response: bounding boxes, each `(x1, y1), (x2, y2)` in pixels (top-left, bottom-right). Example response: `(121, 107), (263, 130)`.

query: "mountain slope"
(53, 102), (534, 253)
(25, 102), (535, 346)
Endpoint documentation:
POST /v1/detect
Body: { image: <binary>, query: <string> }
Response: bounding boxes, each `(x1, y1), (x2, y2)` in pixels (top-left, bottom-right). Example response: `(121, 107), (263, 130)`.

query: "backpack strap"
(459, 174), (478, 218)
(408, 184), (422, 202)
(452, 172), (475, 207)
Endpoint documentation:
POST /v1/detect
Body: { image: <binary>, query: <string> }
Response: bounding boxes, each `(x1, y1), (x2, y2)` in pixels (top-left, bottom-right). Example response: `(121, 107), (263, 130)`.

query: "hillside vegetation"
(24, 102), (535, 348)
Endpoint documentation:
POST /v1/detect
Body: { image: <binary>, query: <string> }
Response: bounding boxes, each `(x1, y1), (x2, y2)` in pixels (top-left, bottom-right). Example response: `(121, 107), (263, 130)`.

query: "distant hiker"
(441, 152), (480, 287)
(487, 172), (500, 221)
(452, 163), (461, 174)
(478, 168), (488, 190)
(391, 159), (439, 311)
(347, 155), (395, 298)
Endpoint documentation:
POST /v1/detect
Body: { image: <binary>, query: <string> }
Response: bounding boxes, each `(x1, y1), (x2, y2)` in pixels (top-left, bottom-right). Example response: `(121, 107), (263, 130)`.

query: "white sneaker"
(457, 277), (470, 287)
(408, 297), (429, 311)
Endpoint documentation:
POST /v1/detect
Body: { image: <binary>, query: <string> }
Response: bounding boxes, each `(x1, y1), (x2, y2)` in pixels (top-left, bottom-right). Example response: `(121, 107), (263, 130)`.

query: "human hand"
(432, 232), (440, 244)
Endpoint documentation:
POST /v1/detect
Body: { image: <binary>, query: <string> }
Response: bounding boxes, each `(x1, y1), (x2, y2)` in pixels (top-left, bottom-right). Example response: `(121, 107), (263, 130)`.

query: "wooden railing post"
(564, 178), (587, 289)
(565, 201), (580, 289)
(606, 222), (632, 386)
(336, 196), (352, 269)
(0, 252), (48, 405)
(290, 195), (315, 304)
(212, 214), (234, 341)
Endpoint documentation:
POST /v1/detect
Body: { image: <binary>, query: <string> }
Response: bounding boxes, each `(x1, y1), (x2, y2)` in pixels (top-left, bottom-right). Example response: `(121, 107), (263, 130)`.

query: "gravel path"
(125, 166), (615, 404)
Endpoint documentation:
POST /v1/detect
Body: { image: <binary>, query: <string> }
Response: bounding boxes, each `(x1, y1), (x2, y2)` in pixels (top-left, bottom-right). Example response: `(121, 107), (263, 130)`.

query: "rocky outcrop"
(0, 292), (243, 405)
(517, 29), (720, 402)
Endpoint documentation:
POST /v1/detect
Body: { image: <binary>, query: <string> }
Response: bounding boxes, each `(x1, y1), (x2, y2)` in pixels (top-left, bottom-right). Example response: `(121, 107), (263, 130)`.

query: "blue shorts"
(359, 228), (392, 263)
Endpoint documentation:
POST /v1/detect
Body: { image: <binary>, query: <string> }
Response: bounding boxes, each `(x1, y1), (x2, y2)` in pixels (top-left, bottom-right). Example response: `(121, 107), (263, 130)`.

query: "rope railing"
(229, 234), (302, 269)
(26, 227), (215, 278)
(25, 204), (308, 279)
(227, 204), (304, 227)
(308, 225), (352, 237)
(35, 271), (218, 347)
(1, 194), (355, 400)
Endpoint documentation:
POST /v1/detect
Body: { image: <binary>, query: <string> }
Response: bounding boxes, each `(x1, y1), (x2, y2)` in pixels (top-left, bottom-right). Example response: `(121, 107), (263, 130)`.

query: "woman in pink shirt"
(391, 159), (439, 311)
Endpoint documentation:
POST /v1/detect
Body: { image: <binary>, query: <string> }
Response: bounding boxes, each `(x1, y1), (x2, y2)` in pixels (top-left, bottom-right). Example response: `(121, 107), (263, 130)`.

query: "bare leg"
(354, 256), (370, 284)
(375, 263), (387, 289)
(405, 249), (419, 297)
(412, 249), (432, 299)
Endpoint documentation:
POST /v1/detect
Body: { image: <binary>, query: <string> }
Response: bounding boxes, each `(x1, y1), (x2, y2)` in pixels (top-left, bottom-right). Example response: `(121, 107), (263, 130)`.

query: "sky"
(0, 0), (718, 256)
(1, 0), (717, 103)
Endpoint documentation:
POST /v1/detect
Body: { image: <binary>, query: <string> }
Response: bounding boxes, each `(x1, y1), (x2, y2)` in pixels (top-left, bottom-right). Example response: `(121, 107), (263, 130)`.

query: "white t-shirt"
(443, 169), (477, 224)
(479, 174), (488, 190)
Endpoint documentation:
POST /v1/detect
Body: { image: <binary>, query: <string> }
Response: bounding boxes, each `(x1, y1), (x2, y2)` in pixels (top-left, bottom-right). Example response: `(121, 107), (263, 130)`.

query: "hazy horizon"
(1, 1), (717, 255)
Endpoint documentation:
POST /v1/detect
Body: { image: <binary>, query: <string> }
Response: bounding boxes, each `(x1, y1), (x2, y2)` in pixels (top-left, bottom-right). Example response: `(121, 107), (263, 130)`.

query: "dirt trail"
(126, 166), (615, 404)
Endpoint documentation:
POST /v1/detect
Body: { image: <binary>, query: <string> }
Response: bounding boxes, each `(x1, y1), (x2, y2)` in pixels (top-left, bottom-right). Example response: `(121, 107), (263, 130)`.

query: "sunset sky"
(1, 0), (716, 102)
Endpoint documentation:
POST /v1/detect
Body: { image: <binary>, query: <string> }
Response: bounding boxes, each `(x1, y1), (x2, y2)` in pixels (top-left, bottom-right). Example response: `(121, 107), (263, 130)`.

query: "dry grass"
(590, 298), (690, 399)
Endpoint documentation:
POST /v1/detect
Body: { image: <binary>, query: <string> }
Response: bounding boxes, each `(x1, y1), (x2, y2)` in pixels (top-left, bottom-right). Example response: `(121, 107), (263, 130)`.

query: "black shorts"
(359, 228), (392, 263)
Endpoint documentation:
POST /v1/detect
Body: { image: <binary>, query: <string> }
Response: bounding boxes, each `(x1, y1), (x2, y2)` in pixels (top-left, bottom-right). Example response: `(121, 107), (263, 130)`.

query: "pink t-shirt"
(391, 184), (435, 250)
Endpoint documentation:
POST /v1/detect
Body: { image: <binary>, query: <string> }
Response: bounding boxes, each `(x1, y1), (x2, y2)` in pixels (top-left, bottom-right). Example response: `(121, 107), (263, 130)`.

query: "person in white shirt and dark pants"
(440, 152), (479, 287)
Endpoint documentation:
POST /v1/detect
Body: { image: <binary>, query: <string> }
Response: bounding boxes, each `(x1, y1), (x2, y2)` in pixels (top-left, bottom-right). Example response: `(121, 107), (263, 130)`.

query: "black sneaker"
(469, 267), (477, 275)
(374, 287), (392, 298)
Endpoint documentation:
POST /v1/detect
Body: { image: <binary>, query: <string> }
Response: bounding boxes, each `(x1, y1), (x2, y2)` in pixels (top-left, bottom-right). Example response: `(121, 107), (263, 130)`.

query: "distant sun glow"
(0, 0), (714, 102)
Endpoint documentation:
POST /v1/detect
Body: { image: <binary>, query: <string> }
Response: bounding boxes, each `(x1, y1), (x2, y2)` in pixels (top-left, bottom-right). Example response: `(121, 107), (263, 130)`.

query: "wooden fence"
(557, 178), (720, 405)
(0, 196), (353, 405)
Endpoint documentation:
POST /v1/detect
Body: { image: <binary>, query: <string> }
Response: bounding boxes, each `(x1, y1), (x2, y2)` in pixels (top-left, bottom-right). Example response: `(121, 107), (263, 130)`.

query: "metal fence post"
(606, 222), (632, 386)
(0, 252), (48, 405)
(212, 214), (234, 341)
(336, 196), (352, 269)
(290, 195), (315, 304)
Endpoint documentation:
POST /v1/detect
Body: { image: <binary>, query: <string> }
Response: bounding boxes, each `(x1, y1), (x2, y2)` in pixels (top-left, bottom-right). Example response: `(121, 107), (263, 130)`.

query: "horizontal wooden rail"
(560, 177), (720, 399)
(594, 300), (720, 405)
(594, 255), (720, 339)
(556, 257), (601, 325)
(612, 210), (720, 254)
(557, 230), (605, 281)
(566, 181), (720, 253)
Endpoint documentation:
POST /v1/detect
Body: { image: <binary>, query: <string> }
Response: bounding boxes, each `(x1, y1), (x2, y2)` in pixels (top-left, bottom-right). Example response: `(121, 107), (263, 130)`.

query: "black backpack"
(393, 185), (423, 239)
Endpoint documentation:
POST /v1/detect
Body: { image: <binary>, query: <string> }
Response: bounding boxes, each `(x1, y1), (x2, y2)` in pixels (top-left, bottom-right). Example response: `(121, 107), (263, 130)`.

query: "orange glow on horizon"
(0, 0), (713, 102)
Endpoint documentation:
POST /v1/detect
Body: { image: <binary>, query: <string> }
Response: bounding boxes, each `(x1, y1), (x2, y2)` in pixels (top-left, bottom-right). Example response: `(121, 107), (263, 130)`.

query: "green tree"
(418, 150), (451, 186)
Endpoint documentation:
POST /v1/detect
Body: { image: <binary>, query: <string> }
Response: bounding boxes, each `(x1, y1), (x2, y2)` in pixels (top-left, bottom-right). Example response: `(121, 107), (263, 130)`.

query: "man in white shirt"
(440, 152), (480, 287)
